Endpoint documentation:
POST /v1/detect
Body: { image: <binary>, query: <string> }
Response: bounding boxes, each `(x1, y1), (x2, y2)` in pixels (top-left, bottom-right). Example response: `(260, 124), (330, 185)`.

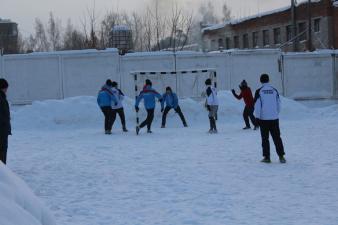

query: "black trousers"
(243, 106), (257, 127)
(161, 106), (187, 126)
(101, 106), (113, 131)
(0, 134), (8, 165)
(112, 107), (126, 129)
(259, 119), (285, 158)
(140, 109), (155, 131)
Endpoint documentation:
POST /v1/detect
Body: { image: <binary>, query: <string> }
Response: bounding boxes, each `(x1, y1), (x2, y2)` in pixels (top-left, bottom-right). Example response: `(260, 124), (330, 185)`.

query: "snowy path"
(8, 117), (338, 225)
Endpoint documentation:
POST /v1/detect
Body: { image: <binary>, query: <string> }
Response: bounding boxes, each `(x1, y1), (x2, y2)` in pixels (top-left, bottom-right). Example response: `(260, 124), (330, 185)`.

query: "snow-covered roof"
(112, 25), (131, 31)
(202, 0), (325, 33)
(0, 18), (13, 24)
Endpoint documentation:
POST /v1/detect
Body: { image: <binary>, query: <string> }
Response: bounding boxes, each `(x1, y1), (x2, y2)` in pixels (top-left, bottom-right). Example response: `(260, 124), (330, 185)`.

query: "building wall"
(0, 22), (18, 54)
(203, 0), (337, 52)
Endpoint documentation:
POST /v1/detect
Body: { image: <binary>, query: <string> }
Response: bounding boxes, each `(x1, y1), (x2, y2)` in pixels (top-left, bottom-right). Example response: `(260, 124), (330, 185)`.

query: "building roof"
(0, 18), (17, 24)
(202, 0), (323, 33)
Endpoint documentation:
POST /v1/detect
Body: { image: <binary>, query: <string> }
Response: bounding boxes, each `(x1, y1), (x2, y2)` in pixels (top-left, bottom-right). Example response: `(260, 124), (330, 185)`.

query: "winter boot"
(105, 130), (112, 135)
(147, 130), (153, 134)
(279, 156), (286, 164)
(243, 126), (251, 130)
(161, 125), (165, 128)
(136, 126), (140, 135)
(261, 157), (271, 163)
(123, 127), (128, 132)
(183, 123), (188, 127)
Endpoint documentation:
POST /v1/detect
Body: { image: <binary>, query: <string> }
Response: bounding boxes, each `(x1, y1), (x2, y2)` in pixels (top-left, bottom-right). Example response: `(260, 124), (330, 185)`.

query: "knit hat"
(260, 74), (269, 83)
(112, 81), (118, 87)
(166, 86), (172, 92)
(106, 79), (113, 86)
(205, 78), (212, 85)
(0, 78), (8, 89)
(240, 80), (247, 88)
(145, 79), (152, 86)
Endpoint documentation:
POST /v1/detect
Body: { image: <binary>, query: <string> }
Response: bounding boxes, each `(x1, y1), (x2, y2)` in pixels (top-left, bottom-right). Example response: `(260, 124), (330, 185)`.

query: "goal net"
(131, 69), (217, 99)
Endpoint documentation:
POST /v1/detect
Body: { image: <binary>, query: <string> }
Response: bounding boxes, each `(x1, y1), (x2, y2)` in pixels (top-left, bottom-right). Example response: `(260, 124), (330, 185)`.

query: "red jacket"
(232, 87), (254, 107)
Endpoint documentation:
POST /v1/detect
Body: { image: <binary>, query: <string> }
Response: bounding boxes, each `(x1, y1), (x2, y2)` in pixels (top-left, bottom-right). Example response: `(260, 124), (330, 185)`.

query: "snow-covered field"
(5, 91), (338, 225)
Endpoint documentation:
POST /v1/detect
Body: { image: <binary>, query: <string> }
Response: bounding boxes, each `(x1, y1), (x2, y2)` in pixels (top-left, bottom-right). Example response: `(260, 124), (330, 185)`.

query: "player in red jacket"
(232, 80), (259, 130)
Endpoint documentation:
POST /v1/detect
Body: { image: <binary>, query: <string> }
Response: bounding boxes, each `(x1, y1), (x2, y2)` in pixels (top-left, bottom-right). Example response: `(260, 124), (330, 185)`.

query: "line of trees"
(17, 0), (231, 53)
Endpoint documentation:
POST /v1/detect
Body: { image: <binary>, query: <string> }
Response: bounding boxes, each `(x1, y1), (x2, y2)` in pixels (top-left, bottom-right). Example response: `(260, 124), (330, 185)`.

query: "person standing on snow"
(205, 78), (219, 134)
(0, 78), (11, 165)
(135, 79), (162, 134)
(97, 79), (117, 135)
(111, 81), (128, 132)
(254, 74), (286, 163)
(160, 86), (187, 128)
(232, 80), (259, 130)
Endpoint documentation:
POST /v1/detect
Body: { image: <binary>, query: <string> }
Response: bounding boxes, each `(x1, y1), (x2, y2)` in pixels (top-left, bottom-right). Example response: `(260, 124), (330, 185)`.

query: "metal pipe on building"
(291, 0), (298, 51)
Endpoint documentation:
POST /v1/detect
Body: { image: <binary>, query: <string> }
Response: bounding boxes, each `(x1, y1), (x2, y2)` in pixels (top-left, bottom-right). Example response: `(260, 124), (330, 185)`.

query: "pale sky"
(1, 0), (293, 36)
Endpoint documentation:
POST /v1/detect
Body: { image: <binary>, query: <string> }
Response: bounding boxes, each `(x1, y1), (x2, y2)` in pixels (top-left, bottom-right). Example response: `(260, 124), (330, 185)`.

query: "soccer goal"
(131, 69), (217, 129)
(131, 68), (217, 100)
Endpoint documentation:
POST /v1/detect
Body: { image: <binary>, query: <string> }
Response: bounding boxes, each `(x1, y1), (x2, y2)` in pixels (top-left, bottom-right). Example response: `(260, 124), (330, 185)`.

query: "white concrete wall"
(283, 52), (334, 99)
(1, 48), (337, 104)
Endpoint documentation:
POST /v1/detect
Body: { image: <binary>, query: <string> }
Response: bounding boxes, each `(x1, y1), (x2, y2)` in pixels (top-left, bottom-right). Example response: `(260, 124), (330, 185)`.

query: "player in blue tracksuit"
(160, 86), (187, 128)
(254, 74), (286, 163)
(97, 79), (117, 134)
(135, 79), (162, 134)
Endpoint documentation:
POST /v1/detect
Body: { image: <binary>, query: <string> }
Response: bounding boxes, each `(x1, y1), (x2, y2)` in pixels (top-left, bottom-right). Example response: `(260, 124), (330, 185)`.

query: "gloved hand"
(161, 108), (164, 113)
(114, 101), (118, 106)
(231, 89), (236, 94)
(207, 105), (211, 111)
(135, 106), (139, 112)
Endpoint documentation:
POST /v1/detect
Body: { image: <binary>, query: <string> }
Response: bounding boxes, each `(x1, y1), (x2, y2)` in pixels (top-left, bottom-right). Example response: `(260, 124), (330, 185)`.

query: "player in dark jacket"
(0, 79), (11, 164)
(232, 80), (258, 130)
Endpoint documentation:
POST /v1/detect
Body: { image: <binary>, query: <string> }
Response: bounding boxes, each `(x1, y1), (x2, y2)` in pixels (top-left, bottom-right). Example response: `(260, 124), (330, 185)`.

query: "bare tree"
(47, 12), (62, 51)
(63, 19), (86, 50)
(33, 18), (50, 51)
(222, 2), (231, 21)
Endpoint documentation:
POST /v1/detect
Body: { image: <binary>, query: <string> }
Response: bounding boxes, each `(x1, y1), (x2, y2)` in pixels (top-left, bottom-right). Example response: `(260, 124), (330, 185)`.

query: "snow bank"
(0, 163), (56, 225)
(11, 91), (313, 130)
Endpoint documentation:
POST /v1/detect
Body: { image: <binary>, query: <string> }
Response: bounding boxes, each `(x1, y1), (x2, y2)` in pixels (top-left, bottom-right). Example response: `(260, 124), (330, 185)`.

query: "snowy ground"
(6, 92), (338, 225)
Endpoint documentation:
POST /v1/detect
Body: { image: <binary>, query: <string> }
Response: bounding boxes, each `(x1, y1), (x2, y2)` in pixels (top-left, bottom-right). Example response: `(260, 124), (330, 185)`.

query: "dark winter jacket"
(232, 87), (254, 107)
(161, 92), (179, 109)
(0, 91), (11, 135)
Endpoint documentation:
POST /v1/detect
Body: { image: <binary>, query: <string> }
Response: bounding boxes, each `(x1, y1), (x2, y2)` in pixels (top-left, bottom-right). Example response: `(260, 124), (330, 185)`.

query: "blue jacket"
(135, 85), (162, 110)
(161, 92), (179, 109)
(97, 85), (117, 107)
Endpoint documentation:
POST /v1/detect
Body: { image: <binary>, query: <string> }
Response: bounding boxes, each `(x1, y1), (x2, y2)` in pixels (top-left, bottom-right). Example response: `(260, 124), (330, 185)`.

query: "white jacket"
(206, 85), (219, 106)
(111, 87), (124, 109)
(254, 83), (281, 120)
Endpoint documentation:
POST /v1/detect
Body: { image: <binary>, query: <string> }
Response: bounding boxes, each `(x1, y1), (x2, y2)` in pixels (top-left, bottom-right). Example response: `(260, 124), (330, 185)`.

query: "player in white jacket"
(205, 78), (219, 133)
(111, 81), (128, 132)
(254, 74), (286, 163)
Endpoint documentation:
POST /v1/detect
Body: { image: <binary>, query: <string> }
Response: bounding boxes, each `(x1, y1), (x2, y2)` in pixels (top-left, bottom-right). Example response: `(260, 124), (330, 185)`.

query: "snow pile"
(0, 163), (56, 225)
(11, 91), (313, 130)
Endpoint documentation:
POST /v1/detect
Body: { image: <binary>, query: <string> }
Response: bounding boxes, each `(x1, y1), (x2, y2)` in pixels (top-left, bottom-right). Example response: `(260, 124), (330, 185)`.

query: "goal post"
(131, 69), (217, 128)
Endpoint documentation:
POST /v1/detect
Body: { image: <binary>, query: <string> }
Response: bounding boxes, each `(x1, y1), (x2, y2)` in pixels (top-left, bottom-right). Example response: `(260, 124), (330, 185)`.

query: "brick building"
(0, 18), (18, 54)
(202, 0), (338, 52)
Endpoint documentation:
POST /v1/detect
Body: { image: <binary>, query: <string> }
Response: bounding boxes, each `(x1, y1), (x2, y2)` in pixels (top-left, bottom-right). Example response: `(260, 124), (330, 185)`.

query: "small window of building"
(286, 25), (293, 42)
(298, 22), (307, 41)
(225, 37), (231, 49)
(218, 38), (224, 49)
(234, 36), (239, 48)
(314, 18), (320, 32)
(263, 30), (270, 46)
(252, 31), (259, 48)
(273, 28), (281, 44)
(243, 34), (249, 48)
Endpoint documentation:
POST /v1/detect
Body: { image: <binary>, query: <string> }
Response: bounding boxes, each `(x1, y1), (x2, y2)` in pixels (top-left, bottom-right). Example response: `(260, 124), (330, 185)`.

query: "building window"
(252, 31), (259, 48)
(286, 25), (293, 42)
(263, 30), (270, 46)
(298, 22), (307, 41)
(211, 40), (217, 50)
(243, 34), (249, 48)
(314, 18), (320, 32)
(218, 38), (224, 49)
(273, 28), (281, 44)
(225, 37), (231, 49)
(234, 36), (239, 48)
